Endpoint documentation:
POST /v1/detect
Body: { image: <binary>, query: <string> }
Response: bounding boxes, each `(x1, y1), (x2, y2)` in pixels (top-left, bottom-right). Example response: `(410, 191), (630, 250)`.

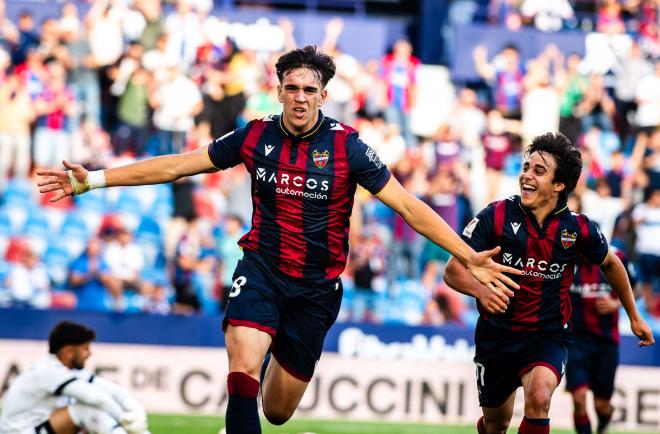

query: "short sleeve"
(578, 216), (609, 265)
(207, 125), (250, 170)
(461, 204), (495, 252)
(346, 133), (391, 195)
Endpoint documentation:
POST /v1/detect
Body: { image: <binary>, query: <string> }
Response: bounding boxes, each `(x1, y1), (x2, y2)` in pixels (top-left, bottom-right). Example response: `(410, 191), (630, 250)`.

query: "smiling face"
(278, 67), (327, 135)
(519, 151), (565, 211)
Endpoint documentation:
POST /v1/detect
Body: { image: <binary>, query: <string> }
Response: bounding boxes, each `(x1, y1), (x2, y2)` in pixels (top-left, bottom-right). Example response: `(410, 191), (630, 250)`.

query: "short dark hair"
(525, 132), (582, 202)
(275, 45), (336, 88)
(48, 321), (96, 354)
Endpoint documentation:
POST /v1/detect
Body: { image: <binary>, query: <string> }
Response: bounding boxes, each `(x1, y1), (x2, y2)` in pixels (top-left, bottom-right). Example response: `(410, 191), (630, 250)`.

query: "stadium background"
(0, 0), (659, 432)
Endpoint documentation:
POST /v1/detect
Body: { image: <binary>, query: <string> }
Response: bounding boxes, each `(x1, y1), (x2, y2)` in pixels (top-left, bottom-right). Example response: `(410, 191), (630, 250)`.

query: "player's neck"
(281, 111), (320, 137)
(527, 198), (560, 227)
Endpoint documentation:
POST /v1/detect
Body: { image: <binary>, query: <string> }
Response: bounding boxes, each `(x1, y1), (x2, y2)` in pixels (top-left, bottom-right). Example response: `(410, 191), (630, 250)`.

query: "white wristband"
(68, 170), (106, 195)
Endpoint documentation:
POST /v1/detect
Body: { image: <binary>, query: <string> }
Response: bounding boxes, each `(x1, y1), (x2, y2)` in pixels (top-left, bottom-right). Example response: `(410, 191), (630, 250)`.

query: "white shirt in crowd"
(632, 202), (660, 256)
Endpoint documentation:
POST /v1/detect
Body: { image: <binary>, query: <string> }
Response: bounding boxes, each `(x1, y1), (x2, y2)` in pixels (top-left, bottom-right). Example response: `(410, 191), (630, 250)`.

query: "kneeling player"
(0, 321), (148, 434)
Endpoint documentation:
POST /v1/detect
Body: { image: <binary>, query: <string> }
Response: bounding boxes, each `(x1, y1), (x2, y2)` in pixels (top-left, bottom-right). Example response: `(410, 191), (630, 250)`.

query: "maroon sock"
(574, 413), (592, 434)
(477, 416), (487, 434)
(518, 416), (550, 434)
(226, 372), (261, 434)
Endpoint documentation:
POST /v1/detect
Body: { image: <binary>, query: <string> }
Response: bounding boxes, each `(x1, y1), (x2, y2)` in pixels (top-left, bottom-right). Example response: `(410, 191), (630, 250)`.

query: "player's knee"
(263, 406), (295, 426)
(526, 386), (553, 413)
(571, 388), (588, 412)
(594, 398), (612, 415)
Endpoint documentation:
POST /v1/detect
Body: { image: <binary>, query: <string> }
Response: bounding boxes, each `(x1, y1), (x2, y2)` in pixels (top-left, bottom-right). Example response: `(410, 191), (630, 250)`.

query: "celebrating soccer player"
(37, 45), (521, 433)
(443, 132), (654, 434)
(566, 247), (629, 434)
(0, 321), (148, 434)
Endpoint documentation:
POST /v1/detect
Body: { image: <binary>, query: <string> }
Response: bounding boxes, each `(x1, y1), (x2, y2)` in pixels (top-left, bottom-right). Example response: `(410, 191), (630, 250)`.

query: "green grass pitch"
(148, 413), (640, 434)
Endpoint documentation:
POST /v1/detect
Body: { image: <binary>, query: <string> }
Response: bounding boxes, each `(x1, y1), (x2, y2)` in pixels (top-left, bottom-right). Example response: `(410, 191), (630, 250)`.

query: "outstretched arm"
(443, 256), (511, 314)
(37, 145), (216, 201)
(376, 176), (521, 293)
(600, 250), (655, 347)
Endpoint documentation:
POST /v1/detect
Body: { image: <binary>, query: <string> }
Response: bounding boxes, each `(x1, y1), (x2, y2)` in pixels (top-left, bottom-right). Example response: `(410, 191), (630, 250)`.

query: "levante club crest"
(560, 229), (577, 249)
(313, 149), (330, 169)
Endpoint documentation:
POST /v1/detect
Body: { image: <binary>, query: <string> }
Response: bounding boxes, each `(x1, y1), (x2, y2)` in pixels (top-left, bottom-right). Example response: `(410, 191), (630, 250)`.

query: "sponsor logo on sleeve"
(365, 146), (384, 169)
(463, 218), (479, 239)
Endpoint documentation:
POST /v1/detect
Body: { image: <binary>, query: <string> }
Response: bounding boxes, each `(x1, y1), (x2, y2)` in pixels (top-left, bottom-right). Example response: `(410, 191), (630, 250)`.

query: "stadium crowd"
(0, 0), (658, 330)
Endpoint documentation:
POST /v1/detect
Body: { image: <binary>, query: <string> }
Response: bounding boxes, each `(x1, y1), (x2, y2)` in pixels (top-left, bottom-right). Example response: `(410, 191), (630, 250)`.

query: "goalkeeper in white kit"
(0, 321), (149, 434)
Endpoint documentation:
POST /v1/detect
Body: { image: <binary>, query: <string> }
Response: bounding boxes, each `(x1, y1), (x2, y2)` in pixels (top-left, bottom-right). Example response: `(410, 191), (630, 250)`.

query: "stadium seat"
(1, 178), (34, 208)
(43, 241), (72, 290)
(58, 213), (90, 260)
(74, 187), (107, 214)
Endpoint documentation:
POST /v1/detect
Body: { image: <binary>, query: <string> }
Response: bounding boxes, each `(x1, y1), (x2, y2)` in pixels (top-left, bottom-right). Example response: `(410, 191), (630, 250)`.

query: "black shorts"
(474, 319), (570, 408)
(566, 332), (619, 399)
(35, 420), (56, 434)
(223, 252), (342, 381)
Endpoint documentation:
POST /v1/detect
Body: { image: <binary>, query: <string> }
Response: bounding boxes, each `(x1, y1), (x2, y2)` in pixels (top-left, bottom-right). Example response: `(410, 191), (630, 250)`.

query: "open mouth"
(521, 183), (537, 193)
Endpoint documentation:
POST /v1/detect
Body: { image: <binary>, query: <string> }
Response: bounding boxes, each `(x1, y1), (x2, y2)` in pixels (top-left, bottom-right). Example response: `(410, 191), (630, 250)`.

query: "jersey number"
(229, 276), (247, 298)
(475, 362), (486, 387)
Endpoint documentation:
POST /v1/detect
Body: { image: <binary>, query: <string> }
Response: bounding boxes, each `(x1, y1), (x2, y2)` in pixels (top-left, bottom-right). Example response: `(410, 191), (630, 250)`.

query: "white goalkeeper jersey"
(0, 354), (90, 433)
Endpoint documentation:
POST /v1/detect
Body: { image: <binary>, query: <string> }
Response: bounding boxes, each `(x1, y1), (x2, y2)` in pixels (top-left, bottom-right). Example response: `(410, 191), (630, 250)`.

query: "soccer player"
(0, 321), (148, 434)
(443, 132), (654, 434)
(37, 45), (521, 433)
(566, 248), (629, 434)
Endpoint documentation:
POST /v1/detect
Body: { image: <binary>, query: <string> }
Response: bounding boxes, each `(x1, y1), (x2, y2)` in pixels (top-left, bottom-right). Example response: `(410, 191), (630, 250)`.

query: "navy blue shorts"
(566, 332), (619, 399)
(474, 319), (570, 408)
(222, 252), (343, 382)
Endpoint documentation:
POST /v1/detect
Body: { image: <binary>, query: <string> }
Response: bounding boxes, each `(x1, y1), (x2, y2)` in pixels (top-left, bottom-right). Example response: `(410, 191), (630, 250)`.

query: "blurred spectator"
(196, 68), (241, 142)
(576, 73), (616, 132)
(521, 52), (560, 144)
(349, 227), (388, 321)
(634, 60), (660, 135)
(488, 0), (523, 31)
(33, 60), (76, 169)
(635, 0), (659, 57)
(473, 44), (525, 119)
(6, 239), (50, 309)
(102, 222), (146, 303)
(423, 282), (466, 326)
(172, 219), (217, 314)
(381, 38), (420, 146)
(581, 177), (624, 242)
(520, 0), (574, 33)
(557, 52), (588, 145)
(0, 60), (33, 191)
(149, 64), (203, 155)
(142, 32), (177, 80)
(0, 0), (17, 52)
(322, 18), (359, 123)
(86, 0), (124, 69)
(632, 187), (660, 316)
(62, 3), (101, 129)
(482, 110), (514, 202)
(10, 10), (38, 65)
(449, 87), (487, 152)
(597, 0), (626, 35)
(613, 42), (652, 143)
(69, 237), (116, 312)
(241, 76), (281, 123)
(217, 214), (244, 309)
(134, 0), (164, 51)
(139, 270), (171, 315)
(114, 66), (150, 156)
(164, 0), (204, 71)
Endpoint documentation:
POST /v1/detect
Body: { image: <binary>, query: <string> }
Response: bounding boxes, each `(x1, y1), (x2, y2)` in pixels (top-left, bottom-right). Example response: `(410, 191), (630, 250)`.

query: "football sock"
(596, 409), (612, 434)
(518, 416), (550, 434)
(68, 403), (129, 434)
(574, 413), (592, 434)
(226, 371), (261, 434)
(477, 416), (487, 434)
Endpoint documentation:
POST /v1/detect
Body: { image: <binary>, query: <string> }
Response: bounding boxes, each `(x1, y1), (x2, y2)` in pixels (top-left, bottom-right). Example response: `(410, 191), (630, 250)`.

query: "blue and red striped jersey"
(569, 249), (627, 343)
(461, 195), (609, 332)
(207, 113), (391, 282)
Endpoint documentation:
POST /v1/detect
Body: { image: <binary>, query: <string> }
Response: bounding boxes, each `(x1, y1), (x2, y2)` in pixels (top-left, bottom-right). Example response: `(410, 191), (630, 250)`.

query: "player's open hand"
(467, 246), (522, 298)
(36, 160), (87, 202)
(630, 317), (655, 347)
(476, 284), (510, 315)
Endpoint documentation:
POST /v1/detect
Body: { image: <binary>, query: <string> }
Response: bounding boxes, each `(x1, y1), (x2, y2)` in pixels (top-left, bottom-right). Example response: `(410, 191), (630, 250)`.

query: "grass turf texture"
(148, 413), (640, 434)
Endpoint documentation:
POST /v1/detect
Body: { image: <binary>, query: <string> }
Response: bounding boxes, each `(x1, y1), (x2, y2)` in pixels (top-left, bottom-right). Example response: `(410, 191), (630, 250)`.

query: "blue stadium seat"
(74, 187), (107, 214)
(149, 184), (173, 219)
(58, 213), (90, 259)
(1, 178), (34, 208)
(43, 242), (71, 290)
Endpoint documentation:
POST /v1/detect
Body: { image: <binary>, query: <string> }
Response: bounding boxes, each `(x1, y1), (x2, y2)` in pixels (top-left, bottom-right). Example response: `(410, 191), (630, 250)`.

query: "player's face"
(71, 342), (91, 370)
(519, 151), (565, 210)
(278, 67), (327, 135)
